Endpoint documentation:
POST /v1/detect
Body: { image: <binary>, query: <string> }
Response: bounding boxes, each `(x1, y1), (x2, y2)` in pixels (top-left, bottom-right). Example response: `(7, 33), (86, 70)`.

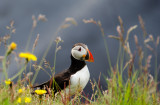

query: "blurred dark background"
(0, 0), (160, 95)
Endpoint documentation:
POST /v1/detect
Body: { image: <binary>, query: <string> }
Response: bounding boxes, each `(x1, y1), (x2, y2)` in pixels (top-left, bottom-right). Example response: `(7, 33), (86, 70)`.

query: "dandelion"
(25, 97), (31, 103)
(18, 89), (23, 93)
(7, 42), (17, 55)
(5, 79), (11, 85)
(17, 97), (21, 103)
(35, 89), (47, 95)
(18, 88), (25, 93)
(9, 42), (17, 50)
(19, 52), (37, 61)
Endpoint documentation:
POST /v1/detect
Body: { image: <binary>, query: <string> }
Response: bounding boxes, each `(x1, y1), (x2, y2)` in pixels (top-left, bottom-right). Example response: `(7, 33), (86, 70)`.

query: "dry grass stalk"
(144, 35), (154, 44)
(90, 79), (96, 92)
(43, 58), (50, 69)
(32, 14), (48, 29)
(0, 37), (2, 46)
(61, 24), (71, 29)
(11, 29), (16, 34)
(38, 14), (47, 22)
(117, 26), (124, 46)
(98, 72), (101, 89)
(83, 18), (97, 25)
(125, 25), (137, 44)
(149, 35), (154, 41)
(65, 17), (77, 26)
(156, 36), (159, 46)
(32, 63), (41, 70)
(144, 37), (151, 43)
(146, 55), (152, 69)
(118, 16), (124, 34)
(26, 72), (33, 78)
(32, 59), (52, 77)
(6, 55), (11, 68)
(134, 35), (138, 46)
(143, 55), (152, 74)
(7, 20), (16, 35)
(90, 79), (96, 101)
(134, 35), (144, 68)
(146, 44), (153, 51)
(108, 35), (120, 40)
(0, 56), (4, 62)
(56, 46), (61, 52)
(22, 72), (33, 86)
(59, 17), (77, 30)
(12, 51), (21, 65)
(1, 21), (15, 47)
(55, 36), (62, 43)
(2, 35), (11, 48)
(0, 68), (2, 72)
(97, 21), (105, 37)
(123, 58), (133, 71)
(128, 55), (135, 78)
(126, 42), (133, 58)
(10, 20), (14, 28)
(83, 18), (112, 69)
(6, 20), (15, 32)
(110, 23), (136, 59)
(139, 51), (144, 68)
(148, 74), (154, 83)
(32, 34), (40, 52)
(138, 15), (147, 38)
(32, 15), (37, 29)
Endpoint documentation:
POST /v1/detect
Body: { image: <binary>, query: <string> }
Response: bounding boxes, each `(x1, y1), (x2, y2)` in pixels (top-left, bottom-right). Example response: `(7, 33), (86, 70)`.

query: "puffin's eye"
(78, 47), (81, 51)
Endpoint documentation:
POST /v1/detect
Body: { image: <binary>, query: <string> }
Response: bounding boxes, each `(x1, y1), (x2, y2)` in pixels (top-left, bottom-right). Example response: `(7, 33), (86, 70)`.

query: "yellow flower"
(17, 97), (21, 103)
(18, 88), (25, 93)
(19, 52), (37, 61)
(25, 97), (31, 103)
(35, 89), (47, 95)
(9, 42), (17, 50)
(5, 79), (11, 85)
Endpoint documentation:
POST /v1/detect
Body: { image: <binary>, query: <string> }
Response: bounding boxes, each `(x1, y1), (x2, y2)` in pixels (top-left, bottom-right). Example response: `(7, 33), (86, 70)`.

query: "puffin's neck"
(69, 55), (86, 73)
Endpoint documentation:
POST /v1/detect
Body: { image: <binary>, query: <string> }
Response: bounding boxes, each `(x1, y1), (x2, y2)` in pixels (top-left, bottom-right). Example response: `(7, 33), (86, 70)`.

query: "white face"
(71, 45), (87, 60)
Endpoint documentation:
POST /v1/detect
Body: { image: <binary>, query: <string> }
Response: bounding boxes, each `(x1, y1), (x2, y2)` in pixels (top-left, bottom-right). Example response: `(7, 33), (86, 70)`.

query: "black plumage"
(32, 55), (86, 94)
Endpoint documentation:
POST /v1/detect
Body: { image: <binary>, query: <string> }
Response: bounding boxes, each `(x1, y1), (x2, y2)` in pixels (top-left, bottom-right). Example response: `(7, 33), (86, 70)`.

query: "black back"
(32, 55), (86, 94)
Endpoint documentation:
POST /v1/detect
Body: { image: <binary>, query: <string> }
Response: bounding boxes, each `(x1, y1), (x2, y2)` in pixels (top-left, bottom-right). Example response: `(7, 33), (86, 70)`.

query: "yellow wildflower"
(18, 87), (25, 93)
(19, 52), (37, 61)
(35, 89), (47, 95)
(25, 97), (31, 103)
(9, 42), (17, 50)
(5, 79), (11, 85)
(17, 97), (21, 103)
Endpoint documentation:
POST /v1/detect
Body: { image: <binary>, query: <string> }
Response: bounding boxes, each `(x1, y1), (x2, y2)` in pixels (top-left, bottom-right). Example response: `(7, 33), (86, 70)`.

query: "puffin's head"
(71, 43), (94, 62)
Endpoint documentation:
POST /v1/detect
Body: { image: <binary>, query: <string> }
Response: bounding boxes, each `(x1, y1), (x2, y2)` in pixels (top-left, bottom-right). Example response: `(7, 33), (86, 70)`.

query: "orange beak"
(86, 49), (94, 62)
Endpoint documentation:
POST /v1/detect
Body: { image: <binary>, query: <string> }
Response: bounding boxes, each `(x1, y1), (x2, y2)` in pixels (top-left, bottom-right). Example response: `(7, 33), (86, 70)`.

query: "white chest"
(65, 65), (90, 94)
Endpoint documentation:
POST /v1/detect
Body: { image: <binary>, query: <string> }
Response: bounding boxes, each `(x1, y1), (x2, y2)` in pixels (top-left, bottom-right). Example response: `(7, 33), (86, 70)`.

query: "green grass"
(0, 15), (160, 105)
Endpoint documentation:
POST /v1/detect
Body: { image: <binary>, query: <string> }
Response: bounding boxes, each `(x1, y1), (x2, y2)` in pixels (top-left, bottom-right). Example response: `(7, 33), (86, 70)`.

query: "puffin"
(32, 43), (94, 95)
